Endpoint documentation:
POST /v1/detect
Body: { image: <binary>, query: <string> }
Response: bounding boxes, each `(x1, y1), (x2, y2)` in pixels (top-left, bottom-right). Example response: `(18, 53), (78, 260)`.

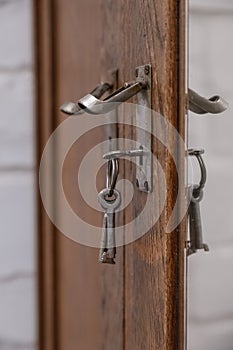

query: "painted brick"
(188, 246), (233, 321)
(189, 12), (233, 157)
(187, 5), (233, 349)
(188, 319), (233, 350)
(0, 172), (36, 276)
(0, 1), (36, 348)
(0, 277), (36, 344)
(0, 0), (33, 67)
(0, 341), (35, 350)
(202, 157), (233, 246)
(0, 71), (35, 167)
(190, 0), (233, 11)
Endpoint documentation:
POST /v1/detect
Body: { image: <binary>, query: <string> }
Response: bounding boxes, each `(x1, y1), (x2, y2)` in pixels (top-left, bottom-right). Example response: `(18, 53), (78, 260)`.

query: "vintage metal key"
(98, 188), (121, 264)
(188, 185), (209, 255)
(187, 149), (210, 256)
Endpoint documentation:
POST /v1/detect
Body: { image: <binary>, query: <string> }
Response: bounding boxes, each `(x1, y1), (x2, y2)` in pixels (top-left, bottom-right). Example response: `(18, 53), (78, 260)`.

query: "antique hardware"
(187, 149), (209, 256)
(98, 158), (121, 264)
(102, 65), (152, 192)
(60, 66), (228, 194)
(98, 188), (121, 264)
(61, 64), (153, 192)
(103, 149), (149, 160)
(106, 158), (119, 197)
(60, 64), (151, 115)
(135, 65), (152, 192)
(103, 147), (151, 193)
(60, 81), (113, 115)
(188, 88), (228, 114)
(60, 83), (228, 117)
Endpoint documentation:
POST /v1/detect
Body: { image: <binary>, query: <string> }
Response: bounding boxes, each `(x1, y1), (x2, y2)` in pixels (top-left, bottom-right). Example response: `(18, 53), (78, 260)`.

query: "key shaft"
(188, 187), (209, 255)
(98, 188), (121, 264)
(105, 210), (116, 259)
(99, 213), (108, 262)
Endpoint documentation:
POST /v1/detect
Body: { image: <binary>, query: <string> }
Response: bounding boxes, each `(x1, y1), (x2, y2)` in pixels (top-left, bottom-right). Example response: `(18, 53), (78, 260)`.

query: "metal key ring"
(106, 158), (119, 197)
(188, 149), (207, 198)
(190, 184), (204, 202)
(98, 188), (121, 209)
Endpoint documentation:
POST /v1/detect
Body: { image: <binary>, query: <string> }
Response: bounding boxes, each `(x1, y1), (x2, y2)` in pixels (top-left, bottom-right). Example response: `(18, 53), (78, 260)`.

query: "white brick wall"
(0, 0), (33, 67)
(0, 72), (35, 167)
(188, 0), (233, 349)
(0, 1), (36, 350)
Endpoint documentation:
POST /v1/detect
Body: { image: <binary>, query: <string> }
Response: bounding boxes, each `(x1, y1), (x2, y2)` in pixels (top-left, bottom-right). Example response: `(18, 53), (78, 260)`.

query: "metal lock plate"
(135, 64), (152, 192)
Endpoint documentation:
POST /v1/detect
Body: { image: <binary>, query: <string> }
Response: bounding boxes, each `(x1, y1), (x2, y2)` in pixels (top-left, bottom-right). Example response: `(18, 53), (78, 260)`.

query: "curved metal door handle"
(60, 79), (228, 116)
(60, 81), (113, 115)
(60, 65), (151, 115)
(188, 88), (228, 114)
(60, 80), (148, 115)
(77, 81), (144, 114)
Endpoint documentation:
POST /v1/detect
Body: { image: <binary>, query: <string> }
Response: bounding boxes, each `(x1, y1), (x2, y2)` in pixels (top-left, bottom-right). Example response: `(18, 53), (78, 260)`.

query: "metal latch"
(61, 64), (153, 192)
(187, 149), (209, 256)
(60, 66), (228, 193)
(60, 65), (151, 115)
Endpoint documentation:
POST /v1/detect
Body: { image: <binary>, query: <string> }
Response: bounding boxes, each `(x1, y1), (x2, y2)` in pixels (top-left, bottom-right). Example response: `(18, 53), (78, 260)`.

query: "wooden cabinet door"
(35, 1), (187, 350)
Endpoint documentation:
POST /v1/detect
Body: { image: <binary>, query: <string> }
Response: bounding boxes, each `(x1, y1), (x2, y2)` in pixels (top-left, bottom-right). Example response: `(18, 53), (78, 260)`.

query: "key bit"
(99, 214), (116, 264)
(188, 189), (209, 256)
(100, 251), (116, 264)
(98, 188), (121, 264)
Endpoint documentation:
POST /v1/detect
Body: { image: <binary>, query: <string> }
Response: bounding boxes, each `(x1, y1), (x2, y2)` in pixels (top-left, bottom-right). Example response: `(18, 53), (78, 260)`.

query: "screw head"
(144, 65), (150, 75)
(144, 181), (149, 192)
(188, 148), (205, 156)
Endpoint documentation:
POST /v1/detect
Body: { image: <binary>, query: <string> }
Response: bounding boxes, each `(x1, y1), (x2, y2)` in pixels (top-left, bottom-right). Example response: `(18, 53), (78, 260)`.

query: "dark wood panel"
(102, 1), (186, 349)
(34, 1), (57, 349)
(54, 1), (124, 350)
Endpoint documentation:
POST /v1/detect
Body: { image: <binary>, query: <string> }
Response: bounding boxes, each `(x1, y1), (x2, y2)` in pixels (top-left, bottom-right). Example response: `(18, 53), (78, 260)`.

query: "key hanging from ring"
(98, 159), (120, 264)
(106, 158), (119, 197)
(187, 149), (210, 256)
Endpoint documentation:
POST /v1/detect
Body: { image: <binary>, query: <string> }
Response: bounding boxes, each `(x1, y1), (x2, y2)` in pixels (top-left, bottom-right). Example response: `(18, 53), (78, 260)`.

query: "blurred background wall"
(188, 0), (233, 349)
(0, 0), (36, 349)
(0, 0), (232, 350)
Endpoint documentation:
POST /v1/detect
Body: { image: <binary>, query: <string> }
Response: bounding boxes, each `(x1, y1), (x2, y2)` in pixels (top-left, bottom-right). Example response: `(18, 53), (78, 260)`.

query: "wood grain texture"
(51, 1), (124, 350)
(35, 1), (124, 349)
(102, 0), (186, 349)
(34, 1), (58, 349)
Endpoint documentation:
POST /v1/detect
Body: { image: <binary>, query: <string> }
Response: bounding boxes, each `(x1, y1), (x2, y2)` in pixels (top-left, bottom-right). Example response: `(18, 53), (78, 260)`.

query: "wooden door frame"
(34, 1), (187, 349)
(34, 1), (58, 350)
